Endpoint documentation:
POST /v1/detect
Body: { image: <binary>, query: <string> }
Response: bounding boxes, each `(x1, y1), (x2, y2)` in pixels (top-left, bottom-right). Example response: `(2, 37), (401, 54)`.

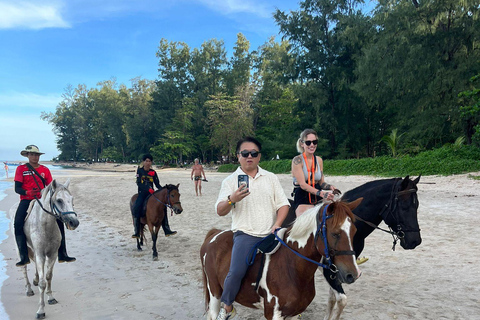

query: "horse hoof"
(153, 256), (158, 261)
(48, 298), (58, 305)
(33, 280), (38, 286)
(36, 313), (45, 319)
(137, 248), (142, 252)
(27, 290), (34, 297)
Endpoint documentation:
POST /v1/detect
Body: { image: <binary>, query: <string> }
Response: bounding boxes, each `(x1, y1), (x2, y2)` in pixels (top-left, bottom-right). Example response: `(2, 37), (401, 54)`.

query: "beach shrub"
(217, 145), (480, 176)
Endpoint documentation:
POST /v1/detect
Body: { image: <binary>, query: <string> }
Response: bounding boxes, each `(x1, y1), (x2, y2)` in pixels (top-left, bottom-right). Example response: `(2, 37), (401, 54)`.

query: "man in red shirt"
(14, 145), (75, 266)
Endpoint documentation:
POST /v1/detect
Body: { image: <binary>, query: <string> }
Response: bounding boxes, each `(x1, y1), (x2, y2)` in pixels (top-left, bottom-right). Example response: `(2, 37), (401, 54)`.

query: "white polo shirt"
(215, 166), (290, 237)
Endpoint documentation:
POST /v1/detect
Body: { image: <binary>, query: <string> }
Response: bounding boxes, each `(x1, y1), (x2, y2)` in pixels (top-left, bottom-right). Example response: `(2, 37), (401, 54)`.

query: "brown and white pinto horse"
(201, 199), (363, 320)
(129, 184), (182, 260)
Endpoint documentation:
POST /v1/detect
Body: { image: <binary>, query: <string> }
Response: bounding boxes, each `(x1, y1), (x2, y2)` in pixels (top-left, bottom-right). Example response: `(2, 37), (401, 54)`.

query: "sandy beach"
(1, 164), (479, 320)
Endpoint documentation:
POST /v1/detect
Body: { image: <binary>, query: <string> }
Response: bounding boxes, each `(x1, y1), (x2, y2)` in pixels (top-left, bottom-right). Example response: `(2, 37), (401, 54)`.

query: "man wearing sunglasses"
(214, 137), (290, 320)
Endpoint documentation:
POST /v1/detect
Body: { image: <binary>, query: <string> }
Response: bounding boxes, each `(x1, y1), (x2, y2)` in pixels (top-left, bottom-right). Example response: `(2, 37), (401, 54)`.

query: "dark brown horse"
(201, 199), (362, 320)
(129, 184), (183, 260)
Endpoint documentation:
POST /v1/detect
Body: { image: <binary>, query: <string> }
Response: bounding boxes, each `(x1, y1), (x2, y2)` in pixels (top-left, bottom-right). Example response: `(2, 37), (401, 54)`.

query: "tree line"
(43, 0), (480, 164)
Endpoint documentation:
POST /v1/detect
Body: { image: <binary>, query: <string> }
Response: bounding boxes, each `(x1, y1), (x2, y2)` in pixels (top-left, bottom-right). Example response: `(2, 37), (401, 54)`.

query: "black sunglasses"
(239, 150), (260, 158)
(303, 139), (318, 146)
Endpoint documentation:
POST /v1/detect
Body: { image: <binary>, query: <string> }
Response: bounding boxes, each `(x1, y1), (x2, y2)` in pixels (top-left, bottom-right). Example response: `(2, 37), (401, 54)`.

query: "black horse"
(282, 175), (422, 320)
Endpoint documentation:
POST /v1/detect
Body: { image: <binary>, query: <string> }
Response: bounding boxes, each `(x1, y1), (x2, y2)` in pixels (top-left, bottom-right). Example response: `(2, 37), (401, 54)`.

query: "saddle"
(247, 228), (288, 291)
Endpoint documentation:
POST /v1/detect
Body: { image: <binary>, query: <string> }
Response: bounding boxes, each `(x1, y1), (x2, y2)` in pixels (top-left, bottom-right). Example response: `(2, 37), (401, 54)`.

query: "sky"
(0, 0), (375, 162)
(0, 0), (306, 161)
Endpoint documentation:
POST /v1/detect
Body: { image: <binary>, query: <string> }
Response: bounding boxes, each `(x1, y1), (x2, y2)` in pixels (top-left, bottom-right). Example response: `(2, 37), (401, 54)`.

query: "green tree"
(381, 129), (404, 157)
(458, 74), (480, 146)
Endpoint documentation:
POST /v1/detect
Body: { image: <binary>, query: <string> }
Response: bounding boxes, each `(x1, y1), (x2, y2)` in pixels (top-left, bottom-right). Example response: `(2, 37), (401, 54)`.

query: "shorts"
(292, 183), (322, 210)
(194, 176), (202, 181)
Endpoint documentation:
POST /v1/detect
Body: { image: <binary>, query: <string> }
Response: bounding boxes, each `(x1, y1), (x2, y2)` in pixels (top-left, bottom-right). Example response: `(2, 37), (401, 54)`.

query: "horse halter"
(355, 178), (420, 251)
(34, 186), (77, 222)
(275, 204), (355, 276)
(151, 187), (181, 213)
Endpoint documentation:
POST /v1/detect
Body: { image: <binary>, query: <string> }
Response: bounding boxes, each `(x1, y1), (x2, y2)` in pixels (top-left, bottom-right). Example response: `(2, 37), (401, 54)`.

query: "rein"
(151, 187), (181, 214)
(354, 178), (419, 251)
(275, 204), (354, 276)
(33, 186), (77, 221)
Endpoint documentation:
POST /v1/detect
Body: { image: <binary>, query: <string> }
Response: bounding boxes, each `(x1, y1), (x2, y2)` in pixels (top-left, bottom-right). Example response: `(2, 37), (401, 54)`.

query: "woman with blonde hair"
(291, 129), (340, 217)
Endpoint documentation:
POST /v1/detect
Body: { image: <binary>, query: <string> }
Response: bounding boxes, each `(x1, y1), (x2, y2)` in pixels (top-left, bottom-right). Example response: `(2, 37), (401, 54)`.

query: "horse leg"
(35, 256), (46, 319)
(33, 267), (39, 286)
(45, 259), (57, 305)
(206, 291), (221, 320)
(324, 287), (347, 320)
(150, 227), (158, 261)
(136, 237), (142, 251)
(22, 265), (34, 296)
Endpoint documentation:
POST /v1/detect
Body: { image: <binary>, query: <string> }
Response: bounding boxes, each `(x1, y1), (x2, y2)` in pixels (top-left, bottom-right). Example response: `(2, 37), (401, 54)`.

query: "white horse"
(11, 179), (79, 319)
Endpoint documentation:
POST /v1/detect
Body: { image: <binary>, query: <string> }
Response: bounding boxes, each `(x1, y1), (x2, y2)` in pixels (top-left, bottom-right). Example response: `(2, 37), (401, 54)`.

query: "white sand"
(1, 165), (479, 319)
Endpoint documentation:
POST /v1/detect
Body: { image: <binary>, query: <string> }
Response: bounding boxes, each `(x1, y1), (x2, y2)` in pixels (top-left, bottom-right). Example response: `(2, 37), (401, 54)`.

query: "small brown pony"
(201, 198), (363, 320)
(129, 184), (183, 260)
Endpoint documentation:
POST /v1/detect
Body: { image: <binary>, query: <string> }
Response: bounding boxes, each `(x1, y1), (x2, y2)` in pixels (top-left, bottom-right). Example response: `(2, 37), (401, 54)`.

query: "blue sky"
(0, 0), (374, 162)
(0, 0), (304, 161)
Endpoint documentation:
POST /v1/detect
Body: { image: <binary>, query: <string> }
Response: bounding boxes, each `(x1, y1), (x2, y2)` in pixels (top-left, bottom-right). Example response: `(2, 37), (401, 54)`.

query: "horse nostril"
(345, 274), (355, 284)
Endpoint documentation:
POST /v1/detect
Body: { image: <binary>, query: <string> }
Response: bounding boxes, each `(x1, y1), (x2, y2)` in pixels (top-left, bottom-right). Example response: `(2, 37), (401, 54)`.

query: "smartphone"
(238, 174), (249, 191)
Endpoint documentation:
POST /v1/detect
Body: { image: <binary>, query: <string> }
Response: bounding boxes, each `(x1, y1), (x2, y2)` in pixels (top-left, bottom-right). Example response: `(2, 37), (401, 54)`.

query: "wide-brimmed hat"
(20, 145), (45, 157)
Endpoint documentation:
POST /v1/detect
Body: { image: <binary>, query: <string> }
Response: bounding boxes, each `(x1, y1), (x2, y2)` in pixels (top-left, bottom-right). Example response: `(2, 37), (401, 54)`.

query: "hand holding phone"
(238, 174), (249, 191)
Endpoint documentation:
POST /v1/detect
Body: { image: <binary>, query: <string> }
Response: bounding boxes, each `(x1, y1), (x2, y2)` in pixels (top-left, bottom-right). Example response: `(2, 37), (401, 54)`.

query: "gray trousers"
(221, 231), (263, 306)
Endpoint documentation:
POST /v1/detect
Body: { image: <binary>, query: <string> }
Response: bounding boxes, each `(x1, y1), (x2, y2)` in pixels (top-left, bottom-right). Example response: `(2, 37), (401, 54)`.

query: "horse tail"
(201, 228), (222, 313)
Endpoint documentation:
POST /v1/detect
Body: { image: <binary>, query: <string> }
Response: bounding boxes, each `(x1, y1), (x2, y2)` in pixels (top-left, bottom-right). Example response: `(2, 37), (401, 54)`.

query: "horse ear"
(347, 197), (363, 211)
(51, 179), (57, 191)
(64, 178), (71, 189)
(400, 176), (410, 190)
(176, 183), (180, 188)
(413, 174), (421, 185)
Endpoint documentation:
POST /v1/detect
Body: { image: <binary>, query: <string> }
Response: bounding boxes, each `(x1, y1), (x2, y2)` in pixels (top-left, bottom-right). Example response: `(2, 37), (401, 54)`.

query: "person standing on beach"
(13, 145), (75, 266)
(214, 137), (290, 320)
(190, 158), (206, 196)
(4, 162), (8, 178)
(132, 153), (177, 238)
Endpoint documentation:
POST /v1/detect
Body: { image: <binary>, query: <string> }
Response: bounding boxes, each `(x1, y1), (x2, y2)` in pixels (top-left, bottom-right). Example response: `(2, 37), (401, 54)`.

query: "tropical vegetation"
(42, 0), (480, 168)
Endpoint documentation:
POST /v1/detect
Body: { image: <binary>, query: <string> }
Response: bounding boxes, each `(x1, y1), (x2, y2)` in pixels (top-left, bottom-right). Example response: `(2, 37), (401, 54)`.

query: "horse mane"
(287, 201), (355, 245)
(288, 205), (321, 244)
(343, 178), (398, 199)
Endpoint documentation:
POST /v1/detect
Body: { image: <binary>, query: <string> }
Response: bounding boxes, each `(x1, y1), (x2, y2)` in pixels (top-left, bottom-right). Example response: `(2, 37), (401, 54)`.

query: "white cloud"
(195, 0), (271, 18)
(0, 92), (62, 111)
(0, 1), (70, 30)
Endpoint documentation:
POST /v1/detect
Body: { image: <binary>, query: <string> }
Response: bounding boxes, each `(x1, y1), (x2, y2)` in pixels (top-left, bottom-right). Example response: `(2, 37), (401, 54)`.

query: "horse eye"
(332, 233), (340, 239)
(57, 199), (64, 205)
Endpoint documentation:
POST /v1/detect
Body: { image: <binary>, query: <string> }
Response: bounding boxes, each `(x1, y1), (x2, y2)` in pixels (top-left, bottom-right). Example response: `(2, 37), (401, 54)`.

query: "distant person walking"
(14, 145), (75, 266)
(4, 162), (8, 178)
(191, 158), (206, 196)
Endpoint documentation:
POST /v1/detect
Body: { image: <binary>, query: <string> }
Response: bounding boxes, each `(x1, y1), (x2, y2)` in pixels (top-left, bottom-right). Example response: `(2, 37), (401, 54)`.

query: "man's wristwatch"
(316, 190), (321, 197)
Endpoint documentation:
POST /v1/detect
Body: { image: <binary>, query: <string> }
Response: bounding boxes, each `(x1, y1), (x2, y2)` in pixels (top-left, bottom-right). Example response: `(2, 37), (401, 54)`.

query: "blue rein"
(274, 204), (338, 272)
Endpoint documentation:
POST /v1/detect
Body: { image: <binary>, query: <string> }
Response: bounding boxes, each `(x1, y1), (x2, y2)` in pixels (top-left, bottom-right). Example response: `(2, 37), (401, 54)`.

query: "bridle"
(275, 204), (356, 278)
(353, 178), (420, 250)
(151, 187), (182, 214)
(33, 185), (77, 222)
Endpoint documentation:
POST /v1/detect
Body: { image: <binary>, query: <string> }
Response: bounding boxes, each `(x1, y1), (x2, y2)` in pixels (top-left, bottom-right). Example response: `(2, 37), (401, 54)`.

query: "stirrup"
(356, 256), (369, 265)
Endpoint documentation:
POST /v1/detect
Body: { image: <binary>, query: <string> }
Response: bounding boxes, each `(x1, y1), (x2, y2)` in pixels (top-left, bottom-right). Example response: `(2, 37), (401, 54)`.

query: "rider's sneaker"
(216, 306), (236, 320)
(356, 256), (369, 265)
